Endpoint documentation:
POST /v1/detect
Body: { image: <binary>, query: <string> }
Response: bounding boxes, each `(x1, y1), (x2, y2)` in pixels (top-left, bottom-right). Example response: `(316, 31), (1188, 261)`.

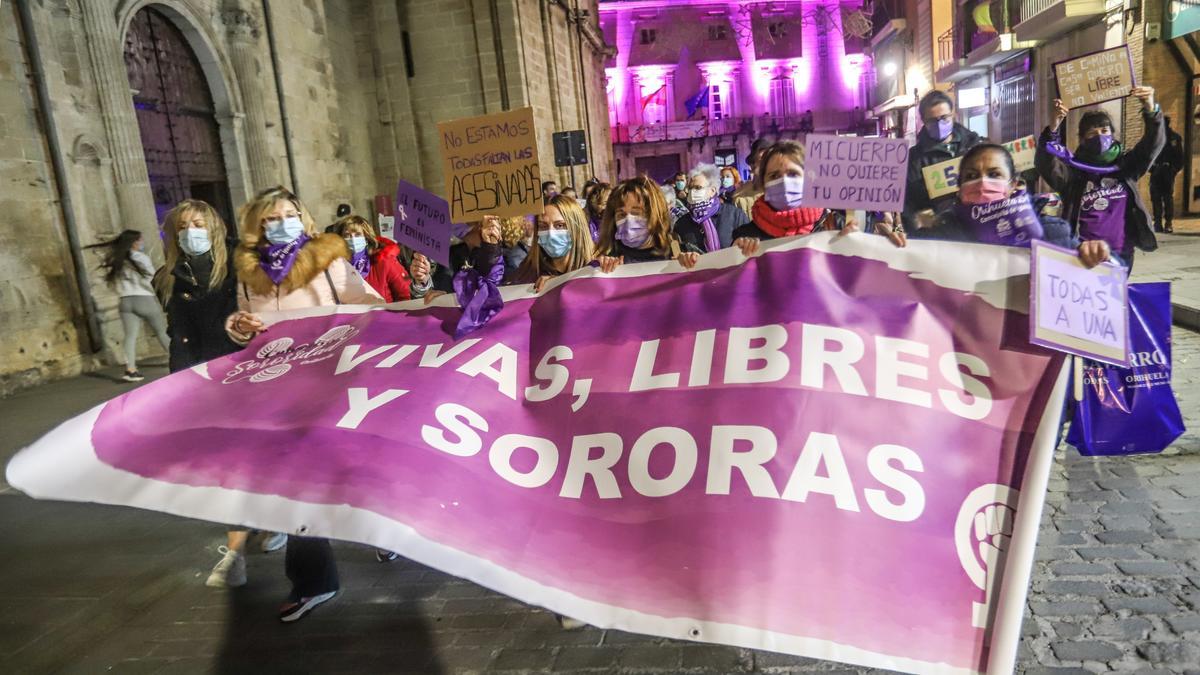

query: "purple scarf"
(690, 198), (722, 252)
(953, 193), (1044, 246)
(453, 255), (506, 339)
(1043, 140), (1121, 175)
(259, 234), (310, 285)
(351, 249), (371, 277)
(588, 215), (602, 244)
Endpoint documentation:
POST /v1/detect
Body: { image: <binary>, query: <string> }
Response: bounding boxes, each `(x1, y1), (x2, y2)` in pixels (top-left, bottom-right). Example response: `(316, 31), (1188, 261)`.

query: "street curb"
(1174, 303), (1200, 333)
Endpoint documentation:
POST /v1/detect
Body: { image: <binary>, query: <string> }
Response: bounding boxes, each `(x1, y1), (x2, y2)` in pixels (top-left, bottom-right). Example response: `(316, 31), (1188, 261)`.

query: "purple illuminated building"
(600, 0), (875, 182)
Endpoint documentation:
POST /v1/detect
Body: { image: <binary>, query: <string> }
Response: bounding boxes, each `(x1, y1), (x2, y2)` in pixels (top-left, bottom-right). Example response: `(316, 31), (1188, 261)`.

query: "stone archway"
(123, 5), (235, 227)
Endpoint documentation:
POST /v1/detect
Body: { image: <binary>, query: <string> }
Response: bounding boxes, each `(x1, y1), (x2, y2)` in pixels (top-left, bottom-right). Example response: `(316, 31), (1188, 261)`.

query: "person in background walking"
(718, 166), (741, 204)
(154, 199), (287, 588)
(92, 230), (170, 382)
(903, 90), (982, 230)
(1150, 116), (1184, 233)
(225, 185), (384, 622)
(732, 139), (768, 219)
(671, 172), (688, 204)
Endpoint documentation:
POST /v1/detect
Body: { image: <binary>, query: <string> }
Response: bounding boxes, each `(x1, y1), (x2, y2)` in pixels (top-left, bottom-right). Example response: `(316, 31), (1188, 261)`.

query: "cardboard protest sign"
(1053, 46), (1135, 110)
(394, 179), (454, 267)
(1030, 240), (1130, 366)
(803, 134), (909, 211)
(921, 156), (961, 199)
(1002, 135), (1037, 173)
(438, 107), (542, 223)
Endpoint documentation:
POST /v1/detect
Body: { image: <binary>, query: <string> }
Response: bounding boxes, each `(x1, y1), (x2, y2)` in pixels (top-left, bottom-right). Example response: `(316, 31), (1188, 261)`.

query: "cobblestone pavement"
(0, 328), (1197, 674)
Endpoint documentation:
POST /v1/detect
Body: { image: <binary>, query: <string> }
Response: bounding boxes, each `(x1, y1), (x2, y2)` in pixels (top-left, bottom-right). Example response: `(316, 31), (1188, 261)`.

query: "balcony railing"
(936, 28), (957, 72)
(611, 111), (861, 144)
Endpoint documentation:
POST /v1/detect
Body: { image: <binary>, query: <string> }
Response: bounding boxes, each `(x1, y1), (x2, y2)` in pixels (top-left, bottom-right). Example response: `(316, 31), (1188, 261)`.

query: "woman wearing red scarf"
(731, 140), (842, 256)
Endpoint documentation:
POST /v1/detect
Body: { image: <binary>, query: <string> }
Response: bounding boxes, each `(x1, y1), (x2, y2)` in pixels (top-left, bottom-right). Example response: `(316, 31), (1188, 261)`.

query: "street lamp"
(882, 61), (898, 77)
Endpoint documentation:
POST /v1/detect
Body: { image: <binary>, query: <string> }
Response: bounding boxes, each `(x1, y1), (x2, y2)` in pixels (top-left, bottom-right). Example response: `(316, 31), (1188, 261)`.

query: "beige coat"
(225, 233), (383, 343)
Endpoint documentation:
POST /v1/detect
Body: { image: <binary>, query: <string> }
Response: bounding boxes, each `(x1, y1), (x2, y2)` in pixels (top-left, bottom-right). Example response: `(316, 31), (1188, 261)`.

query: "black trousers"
(284, 536), (339, 598)
(1150, 168), (1177, 229)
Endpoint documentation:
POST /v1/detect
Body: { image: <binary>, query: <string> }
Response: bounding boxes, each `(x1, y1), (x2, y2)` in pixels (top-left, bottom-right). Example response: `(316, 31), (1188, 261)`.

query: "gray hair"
(659, 183), (677, 205)
(688, 163), (721, 188)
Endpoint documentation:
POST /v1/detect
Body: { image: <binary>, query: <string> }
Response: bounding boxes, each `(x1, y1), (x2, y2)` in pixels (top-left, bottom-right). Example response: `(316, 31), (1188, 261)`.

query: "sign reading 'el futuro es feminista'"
(438, 107), (542, 223)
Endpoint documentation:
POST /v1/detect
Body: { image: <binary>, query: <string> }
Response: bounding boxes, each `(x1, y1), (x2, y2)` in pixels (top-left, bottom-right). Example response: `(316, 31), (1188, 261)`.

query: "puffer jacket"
(364, 237), (413, 302)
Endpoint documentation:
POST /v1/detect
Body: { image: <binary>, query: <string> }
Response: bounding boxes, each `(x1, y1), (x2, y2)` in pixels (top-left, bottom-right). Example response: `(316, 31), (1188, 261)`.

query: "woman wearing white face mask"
(508, 195), (595, 290)
(674, 163), (750, 268)
(155, 199), (289, 587)
(331, 214), (416, 302)
(596, 176), (683, 273)
(225, 186), (383, 623)
(731, 141), (844, 256)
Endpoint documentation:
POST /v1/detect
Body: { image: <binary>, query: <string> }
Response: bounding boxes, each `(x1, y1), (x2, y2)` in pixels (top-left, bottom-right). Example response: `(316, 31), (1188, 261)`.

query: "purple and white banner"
(7, 233), (1067, 674)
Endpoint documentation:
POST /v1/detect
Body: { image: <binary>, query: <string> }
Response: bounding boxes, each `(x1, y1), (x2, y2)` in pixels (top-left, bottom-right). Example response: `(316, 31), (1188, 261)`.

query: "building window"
(709, 83), (728, 120)
(768, 77), (795, 116)
(642, 85), (667, 125)
(768, 22), (788, 40)
(707, 24), (728, 41)
(640, 28), (657, 45)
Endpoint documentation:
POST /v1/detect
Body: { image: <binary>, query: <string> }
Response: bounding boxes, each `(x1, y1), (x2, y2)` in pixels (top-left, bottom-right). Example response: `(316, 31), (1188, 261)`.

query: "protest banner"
(438, 107), (541, 223)
(394, 179), (454, 267)
(1002, 135), (1037, 173)
(8, 235), (1067, 675)
(803, 134), (909, 211)
(1030, 240), (1130, 366)
(1053, 45), (1135, 110)
(922, 156), (961, 199)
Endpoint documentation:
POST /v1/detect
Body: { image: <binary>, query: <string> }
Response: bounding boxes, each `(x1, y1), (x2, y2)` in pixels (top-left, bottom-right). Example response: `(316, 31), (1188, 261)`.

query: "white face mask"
(179, 227), (212, 256)
(688, 188), (713, 205)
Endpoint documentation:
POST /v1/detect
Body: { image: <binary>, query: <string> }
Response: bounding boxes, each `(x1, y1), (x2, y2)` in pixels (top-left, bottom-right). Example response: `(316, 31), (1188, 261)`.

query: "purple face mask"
(1084, 133), (1115, 155)
(927, 118), (954, 141)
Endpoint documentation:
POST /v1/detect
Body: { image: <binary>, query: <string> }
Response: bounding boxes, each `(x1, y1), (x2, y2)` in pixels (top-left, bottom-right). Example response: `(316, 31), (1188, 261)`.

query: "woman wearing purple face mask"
(1035, 87), (1164, 268)
(910, 144), (1112, 267)
(728, 141), (845, 257)
(594, 176), (684, 273)
(902, 90), (983, 231)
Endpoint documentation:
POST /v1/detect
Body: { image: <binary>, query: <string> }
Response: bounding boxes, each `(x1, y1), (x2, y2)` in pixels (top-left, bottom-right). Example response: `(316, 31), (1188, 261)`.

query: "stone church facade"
(1, 0), (613, 394)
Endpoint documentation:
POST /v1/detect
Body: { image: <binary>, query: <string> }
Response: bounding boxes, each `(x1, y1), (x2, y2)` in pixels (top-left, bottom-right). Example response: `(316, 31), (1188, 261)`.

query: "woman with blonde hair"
(225, 185), (383, 623)
(508, 194), (595, 290)
(155, 200), (288, 587)
(596, 176), (686, 273)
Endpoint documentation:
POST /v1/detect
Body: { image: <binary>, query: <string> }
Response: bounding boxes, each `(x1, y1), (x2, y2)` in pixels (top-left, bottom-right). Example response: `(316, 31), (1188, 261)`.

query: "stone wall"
(0, 0), (614, 396)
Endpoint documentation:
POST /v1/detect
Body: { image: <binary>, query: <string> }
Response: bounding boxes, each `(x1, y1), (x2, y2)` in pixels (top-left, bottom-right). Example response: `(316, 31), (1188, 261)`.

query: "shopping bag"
(1066, 282), (1186, 455)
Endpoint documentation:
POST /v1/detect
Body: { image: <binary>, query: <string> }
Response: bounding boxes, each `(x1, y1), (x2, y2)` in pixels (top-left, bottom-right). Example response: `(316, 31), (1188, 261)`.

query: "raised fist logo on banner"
(955, 483), (1019, 628)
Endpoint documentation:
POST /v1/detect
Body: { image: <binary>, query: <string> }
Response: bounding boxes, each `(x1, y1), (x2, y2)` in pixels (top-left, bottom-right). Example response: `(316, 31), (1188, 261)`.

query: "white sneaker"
(557, 615), (587, 630)
(261, 532), (287, 553)
(206, 546), (246, 588)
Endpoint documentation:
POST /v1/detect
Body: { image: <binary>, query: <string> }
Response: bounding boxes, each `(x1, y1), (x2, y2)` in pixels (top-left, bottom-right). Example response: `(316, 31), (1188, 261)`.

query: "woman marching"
(331, 215), (417, 302)
(673, 163), (751, 264)
(153, 200), (288, 588)
(508, 194), (596, 290)
(225, 186), (384, 622)
(92, 230), (171, 382)
(596, 176), (690, 273)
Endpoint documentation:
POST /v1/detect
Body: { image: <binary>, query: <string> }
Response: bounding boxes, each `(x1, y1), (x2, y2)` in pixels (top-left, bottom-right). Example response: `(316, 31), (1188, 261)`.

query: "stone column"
(79, 2), (156, 237)
(222, 6), (278, 192)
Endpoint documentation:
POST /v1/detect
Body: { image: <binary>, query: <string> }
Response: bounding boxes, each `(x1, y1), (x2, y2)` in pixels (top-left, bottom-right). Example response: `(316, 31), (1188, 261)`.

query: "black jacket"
(674, 203), (751, 253)
(599, 238), (681, 263)
(164, 240), (241, 373)
(1151, 127), (1184, 174)
(1034, 106), (1164, 254)
(909, 204), (1075, 248)
(903, 124), (983, 227)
